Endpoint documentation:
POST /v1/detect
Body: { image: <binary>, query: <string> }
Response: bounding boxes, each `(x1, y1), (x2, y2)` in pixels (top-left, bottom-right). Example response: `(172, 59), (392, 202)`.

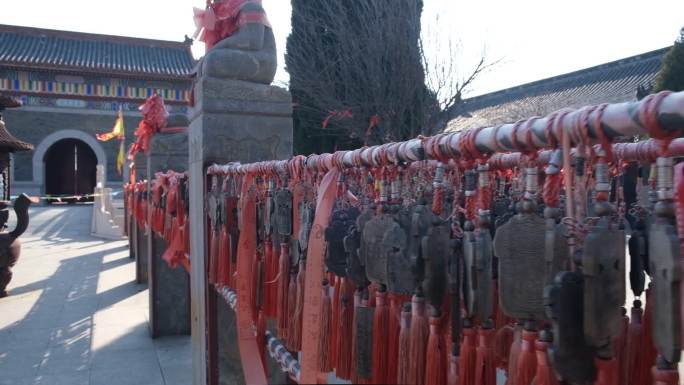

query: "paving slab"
(0, 206), (191, 385)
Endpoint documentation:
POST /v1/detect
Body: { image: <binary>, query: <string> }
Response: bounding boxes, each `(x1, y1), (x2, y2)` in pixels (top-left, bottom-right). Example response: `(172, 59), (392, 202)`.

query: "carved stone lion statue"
(194, 0), (277, 84)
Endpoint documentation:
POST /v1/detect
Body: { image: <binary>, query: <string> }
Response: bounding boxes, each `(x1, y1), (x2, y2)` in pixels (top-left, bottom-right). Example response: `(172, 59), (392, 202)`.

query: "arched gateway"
(0, 24), (193, 198)
(32, 130), (106, 201)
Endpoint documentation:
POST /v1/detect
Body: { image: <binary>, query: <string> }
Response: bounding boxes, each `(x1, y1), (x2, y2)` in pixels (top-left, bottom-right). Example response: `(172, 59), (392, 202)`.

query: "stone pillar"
(189, 77), (292, 385)
(147, 132), (191, 338)
(134, 152), (149, 284)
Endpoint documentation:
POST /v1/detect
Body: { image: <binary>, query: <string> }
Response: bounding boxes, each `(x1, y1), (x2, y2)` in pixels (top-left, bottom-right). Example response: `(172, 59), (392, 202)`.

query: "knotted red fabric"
(193, 0), (271, 50)
(127, 95), (168, 160)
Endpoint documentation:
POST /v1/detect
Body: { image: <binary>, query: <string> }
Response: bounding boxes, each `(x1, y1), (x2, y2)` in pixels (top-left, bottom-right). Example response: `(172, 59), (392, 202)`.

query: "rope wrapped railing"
(207, 91), (684, 176)
(202, 91), (684, 385)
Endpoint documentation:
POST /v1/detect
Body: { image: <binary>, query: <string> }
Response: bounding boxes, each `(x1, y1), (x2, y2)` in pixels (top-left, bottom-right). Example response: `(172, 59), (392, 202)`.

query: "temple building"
(446, 47), (669, 132)
(0, 24), (194, 199)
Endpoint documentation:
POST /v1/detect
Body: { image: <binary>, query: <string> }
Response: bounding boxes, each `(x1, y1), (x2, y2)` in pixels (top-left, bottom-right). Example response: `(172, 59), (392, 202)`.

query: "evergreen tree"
(286, 0), (429, 154)
(654, 27), (684, 92)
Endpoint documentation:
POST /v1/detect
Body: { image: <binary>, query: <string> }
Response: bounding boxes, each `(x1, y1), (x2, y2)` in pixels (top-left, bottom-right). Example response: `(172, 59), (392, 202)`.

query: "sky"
(0, 0), (682, 97)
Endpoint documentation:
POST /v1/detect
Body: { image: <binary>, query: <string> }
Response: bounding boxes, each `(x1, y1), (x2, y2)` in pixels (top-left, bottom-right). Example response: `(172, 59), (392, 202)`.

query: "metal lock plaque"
(463, 229), (477, 318)
(344, 224), (369, 288)
(649, 220), (682, 363)
(475, 229), (494, 321)
(421, 221), (450, 309)
(494, 213), (547, 320)
(582, 218), (625, 351)
(298, 201), (315, 258)
(384, 218), (412, 294)
(360, 213), (396, 285)
(544, 271), (596, 383)
(274, 188), (293, 237)
(325, 206), (359, 277)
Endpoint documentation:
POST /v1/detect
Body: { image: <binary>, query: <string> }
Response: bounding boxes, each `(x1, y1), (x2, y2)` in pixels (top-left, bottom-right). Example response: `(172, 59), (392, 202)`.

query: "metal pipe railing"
(207, 91), (684, 176)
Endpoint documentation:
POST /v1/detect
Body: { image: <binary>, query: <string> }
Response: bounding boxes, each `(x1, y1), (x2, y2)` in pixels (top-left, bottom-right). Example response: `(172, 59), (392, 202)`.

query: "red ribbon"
(127, 95), (169, 160)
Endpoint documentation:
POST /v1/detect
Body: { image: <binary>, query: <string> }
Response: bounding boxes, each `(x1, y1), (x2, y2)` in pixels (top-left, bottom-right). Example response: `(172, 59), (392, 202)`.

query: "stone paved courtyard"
(0, 205), (191, 385)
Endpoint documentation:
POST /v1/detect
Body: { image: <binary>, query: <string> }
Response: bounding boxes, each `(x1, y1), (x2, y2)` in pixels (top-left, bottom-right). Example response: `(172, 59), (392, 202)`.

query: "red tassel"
(372, 287), (389, 384)
(286, 268), (298, 350)
(216, 227), (230, 286)
(181, 223), (190, 260)
(594, 357), (618, 385)
(515, 328), (538, 385)
(336, 279), (355, 380)
(447, 348), (460, 385)
(442, 293), (453, 383)
(507, 324), (523, 384)
(474, 322), (496, 385)
(425, 314), (446, 385)
(386, 293), (403, 383)
(614, 308), (629, 385)
(626, 301), (643, 385)
(533, 332), (559, 385)
(250, 255), (260, 324)
(291, 260), (306, 351)
(351, 290), (362, 384)
(257, 309), (268, 375)
(458, 323), (476, 385)
(263, 239), (275, 318)
(276, 243), (290, 339)
(408, 294), (429, 385)
(208, 228), (219, 285)
(318, 279), (333, 372)
(397, 302), (412, 384)
(494, 325), (514, 370)
(639, 288), (658, 385)
(331, 276), (341, 371)
(652, 361), (680, 385)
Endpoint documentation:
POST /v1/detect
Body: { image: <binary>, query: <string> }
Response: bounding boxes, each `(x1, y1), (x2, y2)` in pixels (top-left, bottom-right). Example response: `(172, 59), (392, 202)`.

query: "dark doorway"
(44, 138), (97, 202)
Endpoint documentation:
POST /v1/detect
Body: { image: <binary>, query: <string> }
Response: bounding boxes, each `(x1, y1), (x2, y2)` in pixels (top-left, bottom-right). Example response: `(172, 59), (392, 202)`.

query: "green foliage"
(653, 27), (684, 93)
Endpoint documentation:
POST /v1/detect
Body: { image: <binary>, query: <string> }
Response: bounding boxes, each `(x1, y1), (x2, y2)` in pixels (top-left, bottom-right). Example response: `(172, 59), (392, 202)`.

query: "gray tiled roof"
(446, 47), (669, 132)
(0, 24), (195, 79)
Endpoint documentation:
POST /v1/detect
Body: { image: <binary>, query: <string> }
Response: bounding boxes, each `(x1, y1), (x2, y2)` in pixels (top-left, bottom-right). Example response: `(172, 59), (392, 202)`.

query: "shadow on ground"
(0, 206), (191, 385)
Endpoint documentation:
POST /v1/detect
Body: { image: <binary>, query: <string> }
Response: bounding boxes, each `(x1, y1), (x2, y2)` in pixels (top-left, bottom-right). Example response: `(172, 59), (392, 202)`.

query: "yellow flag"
(116, 139), (125, 175)
(97, 110), (125, 141)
